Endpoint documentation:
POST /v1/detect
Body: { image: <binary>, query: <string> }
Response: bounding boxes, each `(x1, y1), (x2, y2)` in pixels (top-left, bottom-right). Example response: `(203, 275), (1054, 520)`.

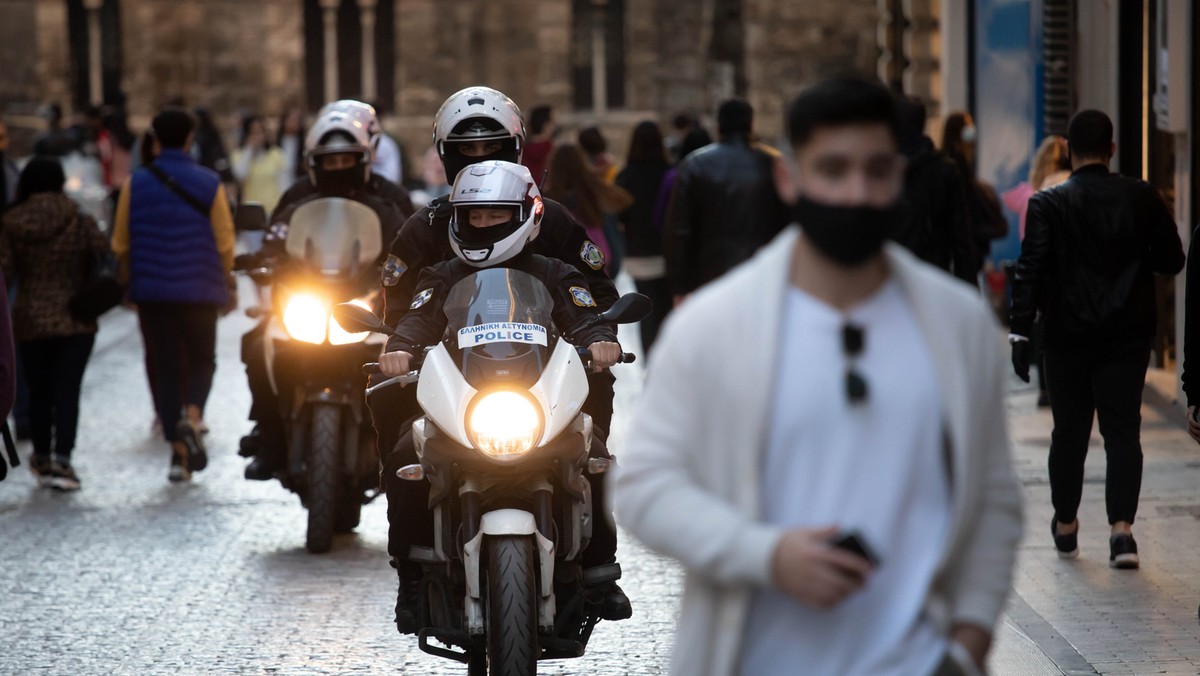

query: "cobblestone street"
(0, 297), (682, 675)
(4, 287), (1200, 675)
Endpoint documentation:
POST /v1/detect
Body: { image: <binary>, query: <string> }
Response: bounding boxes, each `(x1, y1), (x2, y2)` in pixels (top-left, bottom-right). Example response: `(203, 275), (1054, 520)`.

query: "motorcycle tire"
(486, 535), (539, 676)
(305, 404), (341, 554)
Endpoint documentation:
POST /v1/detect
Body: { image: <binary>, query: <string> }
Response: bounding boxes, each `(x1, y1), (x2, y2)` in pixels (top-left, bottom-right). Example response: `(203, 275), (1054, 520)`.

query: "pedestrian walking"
(942, 111), (1007, 272)
(892, 96), (977, 285)
(231, 114), (286, 214)
(1183, 224), (1200, 444)
(615, 120), (672, 354)
(111, 107), (237, 482)
(614, 76), (1023, 676)
(0, 157), (112, 491)
(276, 107), (307, 182)
(665, 98), (790, 302)
(542, 143), (632, 270)
(1010, 109), (1184, 569)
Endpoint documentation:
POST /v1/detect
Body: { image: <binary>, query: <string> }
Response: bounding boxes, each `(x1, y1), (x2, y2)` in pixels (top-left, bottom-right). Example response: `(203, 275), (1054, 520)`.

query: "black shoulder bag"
(68, 214), (124, 322)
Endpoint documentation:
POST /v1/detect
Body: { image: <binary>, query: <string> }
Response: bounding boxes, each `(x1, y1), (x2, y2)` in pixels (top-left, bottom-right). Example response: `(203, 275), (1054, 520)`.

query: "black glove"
(1011, 339), (1031, 383)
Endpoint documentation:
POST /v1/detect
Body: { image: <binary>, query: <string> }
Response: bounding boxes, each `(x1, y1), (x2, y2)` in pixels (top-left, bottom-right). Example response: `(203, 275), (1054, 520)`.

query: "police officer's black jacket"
(1009, 164), (1184, 346)
(271, 171), (414, 224)
(382, 197), (619, 330)
(385, 251), (618, 355)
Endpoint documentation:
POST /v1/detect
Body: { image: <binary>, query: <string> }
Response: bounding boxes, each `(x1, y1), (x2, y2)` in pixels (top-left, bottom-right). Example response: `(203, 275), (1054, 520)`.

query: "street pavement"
(2, 281), (1199, 675)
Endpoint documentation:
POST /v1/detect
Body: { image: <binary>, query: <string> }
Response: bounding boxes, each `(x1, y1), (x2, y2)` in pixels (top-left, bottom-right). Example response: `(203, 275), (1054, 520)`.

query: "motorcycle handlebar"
(575, 348), (636, 367)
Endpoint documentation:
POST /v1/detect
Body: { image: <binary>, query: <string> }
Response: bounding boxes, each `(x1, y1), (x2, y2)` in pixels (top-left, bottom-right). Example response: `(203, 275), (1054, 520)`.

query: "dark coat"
(1010, 164), (1184, 346)
(894, 147), (978, 284)
(616, 160), (670, 259)
(666, 136), (790, 294)
(0, 193), (109, 340)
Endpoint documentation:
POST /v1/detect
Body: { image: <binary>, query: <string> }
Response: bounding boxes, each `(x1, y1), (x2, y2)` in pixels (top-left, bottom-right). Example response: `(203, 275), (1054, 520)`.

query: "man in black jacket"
(666, 99), (790, 299)
(1009, 110), (1184, 570)
(893, 97), (977, 285)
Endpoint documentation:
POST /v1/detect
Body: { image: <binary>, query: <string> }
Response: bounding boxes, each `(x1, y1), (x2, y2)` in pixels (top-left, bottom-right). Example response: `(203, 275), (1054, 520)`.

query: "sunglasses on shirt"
(842, 323), (868, 405)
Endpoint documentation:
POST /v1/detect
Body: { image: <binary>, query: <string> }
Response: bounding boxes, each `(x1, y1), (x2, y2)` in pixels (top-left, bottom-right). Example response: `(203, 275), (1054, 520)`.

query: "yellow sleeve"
(112, 178), (133, 284)
(210, 183), (236, 273)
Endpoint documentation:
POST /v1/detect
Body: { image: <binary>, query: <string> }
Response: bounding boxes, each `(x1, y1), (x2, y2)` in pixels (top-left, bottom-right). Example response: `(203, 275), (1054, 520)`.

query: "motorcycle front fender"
(462, 509), (557, 634)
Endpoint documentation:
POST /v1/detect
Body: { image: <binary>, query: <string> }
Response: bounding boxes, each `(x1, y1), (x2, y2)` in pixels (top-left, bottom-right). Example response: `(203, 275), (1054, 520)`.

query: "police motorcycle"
(236, 198), (385, 553)
(334, 280), (649, 676)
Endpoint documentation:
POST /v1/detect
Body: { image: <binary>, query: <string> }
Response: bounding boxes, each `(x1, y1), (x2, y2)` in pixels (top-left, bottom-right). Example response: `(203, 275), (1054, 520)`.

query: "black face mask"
(792, 196), (904, 267)
(317, 167), (365, 197)
(441, 142), (520, 185)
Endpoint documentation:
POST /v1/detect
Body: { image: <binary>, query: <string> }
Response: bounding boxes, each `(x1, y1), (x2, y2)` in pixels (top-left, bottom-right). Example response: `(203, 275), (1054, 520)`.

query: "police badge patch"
(569, 286), (596, 308)
(381, 255), (407, 287)
(410, 288), (434, 309)
(580, 241), (606, 270)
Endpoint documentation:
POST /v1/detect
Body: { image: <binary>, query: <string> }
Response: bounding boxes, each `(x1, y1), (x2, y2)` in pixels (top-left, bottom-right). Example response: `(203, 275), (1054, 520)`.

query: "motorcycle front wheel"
(486, 535), (539, 676)
(305, 403), (341, 553)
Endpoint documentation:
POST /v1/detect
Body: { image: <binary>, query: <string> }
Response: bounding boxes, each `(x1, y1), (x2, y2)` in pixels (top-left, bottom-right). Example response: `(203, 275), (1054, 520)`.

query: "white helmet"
(448, 161), (544, 268)
(434, 87), (526, 184)
(312, 99), (382, 156)
(305, 109), (373, 191)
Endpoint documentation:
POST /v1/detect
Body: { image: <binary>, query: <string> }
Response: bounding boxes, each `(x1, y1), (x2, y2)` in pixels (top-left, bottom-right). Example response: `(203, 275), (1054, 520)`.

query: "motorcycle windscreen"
(285, 197), (382, 277)
(443, 268), (555, 389)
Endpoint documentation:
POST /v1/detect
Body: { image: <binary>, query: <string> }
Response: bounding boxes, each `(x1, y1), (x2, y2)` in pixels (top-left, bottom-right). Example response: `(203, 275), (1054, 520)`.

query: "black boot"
(599, 583), (632, 621)
(395, 560), (422, 635)
(583, 563), (633, 621)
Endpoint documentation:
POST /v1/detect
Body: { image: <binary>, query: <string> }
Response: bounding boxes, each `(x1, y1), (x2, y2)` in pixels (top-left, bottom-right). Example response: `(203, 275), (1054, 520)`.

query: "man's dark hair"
(151, 107), (196, 149)
(716, 99), (753, 136)
(1067, 109), (1114, 159)
(786, 76), (901, 149)
(578, 126), (607, 156)
(529, 105), (553, 136)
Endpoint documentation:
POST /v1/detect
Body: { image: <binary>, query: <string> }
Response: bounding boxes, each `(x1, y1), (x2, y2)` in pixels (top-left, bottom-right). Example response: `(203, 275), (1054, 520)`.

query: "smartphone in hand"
(828, 531), (881, 567)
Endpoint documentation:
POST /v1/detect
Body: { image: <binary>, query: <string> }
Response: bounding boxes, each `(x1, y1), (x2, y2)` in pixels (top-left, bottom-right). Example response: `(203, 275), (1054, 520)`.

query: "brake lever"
(365, 371), (420, 397)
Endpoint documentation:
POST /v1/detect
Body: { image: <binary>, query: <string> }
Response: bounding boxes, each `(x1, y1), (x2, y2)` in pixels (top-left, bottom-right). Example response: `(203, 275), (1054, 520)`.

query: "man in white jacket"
(614, 76), (1023, 676)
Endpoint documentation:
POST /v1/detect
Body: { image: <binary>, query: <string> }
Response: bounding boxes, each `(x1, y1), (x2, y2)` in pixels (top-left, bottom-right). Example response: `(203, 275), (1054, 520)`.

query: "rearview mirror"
(598, 293), (652, 325)
(235, 202), (267, 232)
(333, 303), (392, 335)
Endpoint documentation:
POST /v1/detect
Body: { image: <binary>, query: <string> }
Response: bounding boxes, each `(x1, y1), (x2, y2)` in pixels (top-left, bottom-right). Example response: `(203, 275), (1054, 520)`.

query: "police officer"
(239, 109), (408, 479)
(371, 86), (619, 478)
(380, 160), (631, 634)
(271, 100), (414, 226)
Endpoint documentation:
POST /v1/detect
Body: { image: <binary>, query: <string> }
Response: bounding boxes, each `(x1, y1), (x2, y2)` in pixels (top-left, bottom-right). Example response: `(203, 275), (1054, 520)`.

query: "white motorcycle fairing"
(416, 338), (589, 450)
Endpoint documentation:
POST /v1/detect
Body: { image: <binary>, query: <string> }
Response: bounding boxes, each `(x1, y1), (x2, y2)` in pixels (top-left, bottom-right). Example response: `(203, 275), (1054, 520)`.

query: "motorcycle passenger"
(238, 109), (407, 480)
(271, 99), (414, 227)
(380, 160), (632, 634)
(369, 86), (620, 510)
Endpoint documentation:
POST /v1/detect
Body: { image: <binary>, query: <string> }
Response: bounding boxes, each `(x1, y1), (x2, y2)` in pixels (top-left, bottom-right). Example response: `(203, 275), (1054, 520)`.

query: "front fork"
(286, 384), (365, 486)
(460, 497), (558, 636)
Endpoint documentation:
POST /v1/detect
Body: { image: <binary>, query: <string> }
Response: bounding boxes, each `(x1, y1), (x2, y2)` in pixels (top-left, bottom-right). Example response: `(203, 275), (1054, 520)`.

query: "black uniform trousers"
(370, 369), (617, 568)
(1044, 336), (1151, 526)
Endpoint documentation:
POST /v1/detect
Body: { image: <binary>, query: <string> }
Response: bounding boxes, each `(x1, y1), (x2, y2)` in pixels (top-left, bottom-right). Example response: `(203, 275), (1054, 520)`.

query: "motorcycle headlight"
(466, 391), (544, 461)
(282, 293), (329, 344)
(328, 298), (373, 345)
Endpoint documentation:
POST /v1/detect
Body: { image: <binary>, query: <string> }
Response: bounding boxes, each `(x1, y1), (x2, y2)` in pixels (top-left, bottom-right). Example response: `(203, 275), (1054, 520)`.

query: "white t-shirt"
(739, 279), (951, 676)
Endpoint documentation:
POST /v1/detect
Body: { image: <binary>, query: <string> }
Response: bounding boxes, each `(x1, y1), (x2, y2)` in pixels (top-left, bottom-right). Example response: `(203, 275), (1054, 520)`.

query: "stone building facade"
(1, 0), (945, 172)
